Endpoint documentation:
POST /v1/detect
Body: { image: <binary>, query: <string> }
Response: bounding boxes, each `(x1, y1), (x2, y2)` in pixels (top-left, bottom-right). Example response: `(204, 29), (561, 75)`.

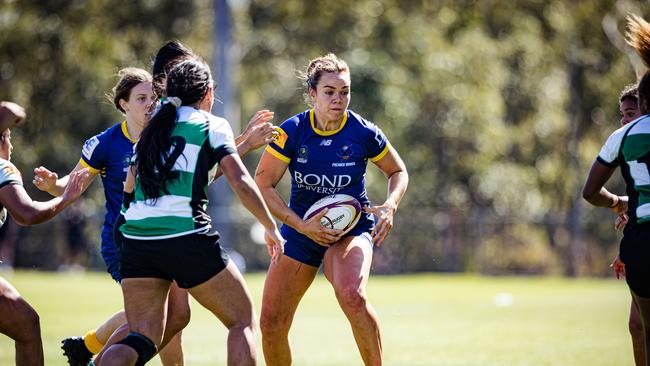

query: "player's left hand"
(610, 254), (625, 279)
(614, 213), (628, 231)
(364, 203), (396, 247)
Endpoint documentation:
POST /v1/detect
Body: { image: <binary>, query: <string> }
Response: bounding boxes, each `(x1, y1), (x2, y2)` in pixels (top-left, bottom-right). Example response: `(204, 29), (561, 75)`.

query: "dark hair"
(301, 53), (349, 105)
(136, 59), (213, 199)
(108, 68), (152, 113)
(151, 40), (195, 97)
(627, 15), (650, 114)
(619, 83), (638, 104)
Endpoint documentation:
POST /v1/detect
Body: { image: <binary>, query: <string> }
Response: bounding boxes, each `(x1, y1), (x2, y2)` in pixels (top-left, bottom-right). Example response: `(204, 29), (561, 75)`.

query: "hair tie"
(166, 96), (182, 108)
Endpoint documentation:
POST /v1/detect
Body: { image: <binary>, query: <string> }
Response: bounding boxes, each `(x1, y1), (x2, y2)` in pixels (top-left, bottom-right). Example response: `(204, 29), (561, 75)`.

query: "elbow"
(581, 186), (597, 204)
(12, 211), (36, 226)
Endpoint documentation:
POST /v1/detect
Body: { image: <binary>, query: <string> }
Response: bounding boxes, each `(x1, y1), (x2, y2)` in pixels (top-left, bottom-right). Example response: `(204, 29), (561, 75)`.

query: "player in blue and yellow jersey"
(0, 101), (88, 366)
(583, 15), (650, 364)
(255, 53), (409, 366)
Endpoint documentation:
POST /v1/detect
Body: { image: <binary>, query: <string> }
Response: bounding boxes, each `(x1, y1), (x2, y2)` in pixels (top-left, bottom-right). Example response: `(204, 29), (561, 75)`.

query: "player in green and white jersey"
(583, 14), (650, 365)
(100, 59), (283, 366)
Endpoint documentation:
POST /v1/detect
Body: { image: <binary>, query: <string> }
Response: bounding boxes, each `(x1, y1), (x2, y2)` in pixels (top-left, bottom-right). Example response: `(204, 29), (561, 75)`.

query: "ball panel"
(302, 194), (361, 235)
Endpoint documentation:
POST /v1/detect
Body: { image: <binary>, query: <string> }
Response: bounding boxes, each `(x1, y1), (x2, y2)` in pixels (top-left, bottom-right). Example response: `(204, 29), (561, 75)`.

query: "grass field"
(0, 270), (634, 365)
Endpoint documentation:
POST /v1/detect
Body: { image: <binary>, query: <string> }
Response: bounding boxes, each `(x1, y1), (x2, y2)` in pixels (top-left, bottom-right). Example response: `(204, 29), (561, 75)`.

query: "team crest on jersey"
(2, 164), (19, 178)
(296, 145), (308, 163)
(274, 127), (288, 149)
(337, 145), (354, 160)
(82, 136), (100, 160)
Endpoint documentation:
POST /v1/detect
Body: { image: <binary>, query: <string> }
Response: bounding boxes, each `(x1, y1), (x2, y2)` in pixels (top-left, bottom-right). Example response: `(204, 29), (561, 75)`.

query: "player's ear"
(308, 87), (317, 104)
(119, 98), (129, 113)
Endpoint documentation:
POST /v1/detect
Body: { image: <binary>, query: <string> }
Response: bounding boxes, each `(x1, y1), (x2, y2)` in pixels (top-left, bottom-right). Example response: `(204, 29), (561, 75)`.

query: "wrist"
(237, 140), (251, 156)
(609, 195), (620, 208)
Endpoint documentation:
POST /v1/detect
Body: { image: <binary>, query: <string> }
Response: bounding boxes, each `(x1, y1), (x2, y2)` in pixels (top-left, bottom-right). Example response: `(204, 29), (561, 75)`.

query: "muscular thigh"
(188, 261), (256, 328)
(323, 234), (373, 289)
(120, 277), (171, 345)
(262, 255), (318, 321)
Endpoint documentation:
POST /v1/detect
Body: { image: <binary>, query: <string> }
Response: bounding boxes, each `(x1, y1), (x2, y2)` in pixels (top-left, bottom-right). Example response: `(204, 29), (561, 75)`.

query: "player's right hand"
(610, 254), (625, 279)
(299, 208), (343, 247)
(33, 166), (58, 193)
(61, 168), (89, 203)
(264, 227), (285, 264)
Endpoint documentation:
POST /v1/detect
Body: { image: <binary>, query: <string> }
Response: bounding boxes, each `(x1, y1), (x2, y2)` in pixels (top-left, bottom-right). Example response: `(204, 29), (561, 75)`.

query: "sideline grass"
(0, 270), (633, 365)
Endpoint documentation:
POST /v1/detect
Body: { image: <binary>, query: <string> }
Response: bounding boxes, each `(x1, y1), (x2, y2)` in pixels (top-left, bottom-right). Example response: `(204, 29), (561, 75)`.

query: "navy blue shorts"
(620, 222), (650, 298)
(119, 233), (229, 289)
(283, 226), (373, 267)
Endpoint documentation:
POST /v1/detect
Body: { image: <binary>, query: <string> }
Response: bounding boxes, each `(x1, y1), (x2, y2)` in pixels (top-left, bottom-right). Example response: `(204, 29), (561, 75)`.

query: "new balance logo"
(320, 139), (332, 146)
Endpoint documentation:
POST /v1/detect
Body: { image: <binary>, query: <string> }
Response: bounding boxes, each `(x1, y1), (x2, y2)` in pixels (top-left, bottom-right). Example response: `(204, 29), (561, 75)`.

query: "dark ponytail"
(136, 59), (213, 200)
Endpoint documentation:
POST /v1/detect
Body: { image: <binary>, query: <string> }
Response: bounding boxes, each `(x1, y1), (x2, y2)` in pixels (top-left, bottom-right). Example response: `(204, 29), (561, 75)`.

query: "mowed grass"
(0, 270), (633, 365)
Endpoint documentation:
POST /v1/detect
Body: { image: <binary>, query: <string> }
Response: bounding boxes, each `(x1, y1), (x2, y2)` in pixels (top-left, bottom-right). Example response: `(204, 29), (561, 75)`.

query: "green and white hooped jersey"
(120, 106), (237, 239)
(598, 114), (650, 224)
(0, 158), (22, 227)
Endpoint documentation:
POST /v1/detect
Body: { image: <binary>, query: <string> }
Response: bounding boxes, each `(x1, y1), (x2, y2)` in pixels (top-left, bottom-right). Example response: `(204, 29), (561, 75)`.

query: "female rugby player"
(255, 53), (408, 365)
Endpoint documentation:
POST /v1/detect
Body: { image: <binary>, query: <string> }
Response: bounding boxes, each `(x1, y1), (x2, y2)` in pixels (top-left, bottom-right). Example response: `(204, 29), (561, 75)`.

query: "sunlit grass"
(0, 270), (633, 365)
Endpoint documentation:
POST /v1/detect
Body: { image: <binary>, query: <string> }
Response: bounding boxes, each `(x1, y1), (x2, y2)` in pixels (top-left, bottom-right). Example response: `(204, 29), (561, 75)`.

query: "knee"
(260, 308), (289, 336)
(335, 285), (367, 313)
(166, 305), (191, 335)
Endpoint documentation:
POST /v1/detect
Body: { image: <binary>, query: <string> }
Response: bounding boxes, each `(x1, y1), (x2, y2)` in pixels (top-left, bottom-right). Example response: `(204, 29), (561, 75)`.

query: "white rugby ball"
(303, 194), (362, 235)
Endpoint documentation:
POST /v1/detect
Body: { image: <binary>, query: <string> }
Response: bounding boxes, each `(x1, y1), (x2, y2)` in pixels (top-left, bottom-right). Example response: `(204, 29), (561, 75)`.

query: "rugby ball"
(303, 194), (362, 235)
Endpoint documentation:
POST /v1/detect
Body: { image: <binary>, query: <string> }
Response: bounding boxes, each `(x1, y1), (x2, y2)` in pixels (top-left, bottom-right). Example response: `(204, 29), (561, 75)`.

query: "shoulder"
(278, 110), (309, 134)
(0, 158), (22, 188)
(82, 122), (122, 159)
(347, 110), (380, 131)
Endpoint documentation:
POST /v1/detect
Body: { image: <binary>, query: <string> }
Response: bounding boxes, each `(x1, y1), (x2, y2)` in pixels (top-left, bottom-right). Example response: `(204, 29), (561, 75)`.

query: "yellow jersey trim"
(79, 158), (101, 174)
(310, 109), (348, 136)
(370, 144), (390, 163)
(265, 146), (291, 164)
(121, 121), (137, 143)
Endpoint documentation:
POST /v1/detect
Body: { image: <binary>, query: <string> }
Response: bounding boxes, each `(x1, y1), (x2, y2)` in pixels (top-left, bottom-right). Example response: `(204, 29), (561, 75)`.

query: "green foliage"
(0, 0), (645, 274)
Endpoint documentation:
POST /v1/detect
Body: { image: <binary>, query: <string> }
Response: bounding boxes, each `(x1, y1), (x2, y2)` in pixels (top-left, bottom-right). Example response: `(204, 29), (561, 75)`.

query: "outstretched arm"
(366, 145), (409, 246)
(220, 153), (284, 262)
(0, 168), (89, 226)
(33, 162), (98, 197)
(212, 110), (277, 180)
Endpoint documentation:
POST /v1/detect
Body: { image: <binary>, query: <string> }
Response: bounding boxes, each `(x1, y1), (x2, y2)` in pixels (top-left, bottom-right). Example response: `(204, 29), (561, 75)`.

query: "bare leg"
(324, 236), (382, 366)
(94, 283), (190, 366)
(158, 284), (190, 366)
(100, 278), (171, 366)
(260, 255), (318, 366)
(630, 299), (646, 366)
(0, 277), (43, 366)
(631, 291), (650, 366)
(188, 261), (261, 366)
(95, 311), (127, 346)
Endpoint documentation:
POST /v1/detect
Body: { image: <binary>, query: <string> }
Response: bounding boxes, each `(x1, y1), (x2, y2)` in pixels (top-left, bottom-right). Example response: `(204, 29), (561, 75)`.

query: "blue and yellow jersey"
(79, 121), (136, 246)
(265, 109), (389, 241)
